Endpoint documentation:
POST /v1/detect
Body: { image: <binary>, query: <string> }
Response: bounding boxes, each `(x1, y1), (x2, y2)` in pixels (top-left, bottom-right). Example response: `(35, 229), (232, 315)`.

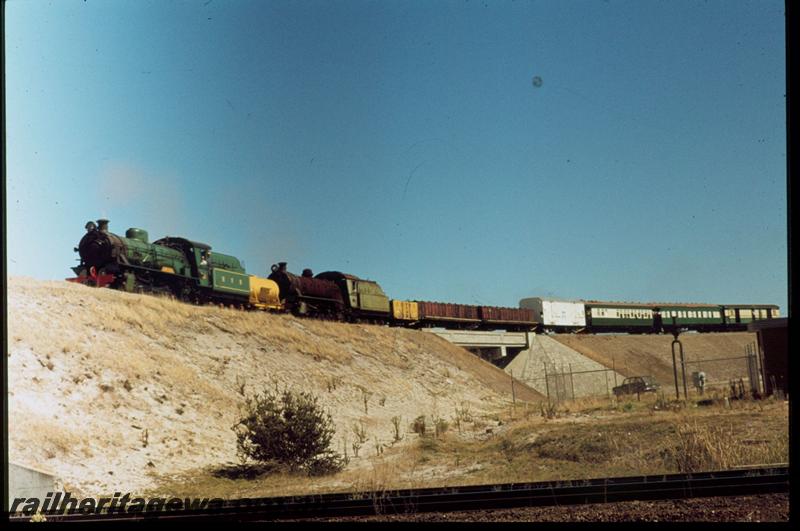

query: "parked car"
(613, 376), (660, 397)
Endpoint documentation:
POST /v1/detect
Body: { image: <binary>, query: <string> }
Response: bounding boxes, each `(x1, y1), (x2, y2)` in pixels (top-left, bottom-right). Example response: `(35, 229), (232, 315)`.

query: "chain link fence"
(513, 339), (764, 404)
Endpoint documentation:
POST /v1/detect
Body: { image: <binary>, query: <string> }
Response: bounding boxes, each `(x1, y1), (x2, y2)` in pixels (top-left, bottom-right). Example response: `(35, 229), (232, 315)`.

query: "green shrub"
(233, 388), (344, 475)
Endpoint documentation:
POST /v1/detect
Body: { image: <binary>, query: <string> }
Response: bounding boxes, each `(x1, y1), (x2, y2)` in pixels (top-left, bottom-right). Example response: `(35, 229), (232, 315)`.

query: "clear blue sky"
(5, 0), (787, 312)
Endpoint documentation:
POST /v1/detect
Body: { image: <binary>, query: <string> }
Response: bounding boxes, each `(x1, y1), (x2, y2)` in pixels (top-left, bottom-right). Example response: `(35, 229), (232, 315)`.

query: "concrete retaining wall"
(7, 463), (57, 511)
(504, 335), (626, 399)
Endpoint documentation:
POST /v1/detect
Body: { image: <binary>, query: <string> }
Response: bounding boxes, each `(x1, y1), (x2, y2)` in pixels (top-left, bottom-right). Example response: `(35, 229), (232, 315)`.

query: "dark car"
(613, 376), (660, 397)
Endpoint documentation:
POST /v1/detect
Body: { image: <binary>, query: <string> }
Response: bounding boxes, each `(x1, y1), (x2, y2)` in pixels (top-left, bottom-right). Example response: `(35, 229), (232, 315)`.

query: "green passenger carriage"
(584, 302), (655, 332)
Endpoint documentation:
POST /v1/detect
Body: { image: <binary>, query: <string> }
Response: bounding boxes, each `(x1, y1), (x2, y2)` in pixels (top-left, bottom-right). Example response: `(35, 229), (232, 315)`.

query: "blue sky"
(6, 0), (787, 312)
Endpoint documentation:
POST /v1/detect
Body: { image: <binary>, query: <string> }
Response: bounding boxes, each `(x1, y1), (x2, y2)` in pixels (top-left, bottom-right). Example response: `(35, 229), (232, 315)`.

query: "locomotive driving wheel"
(170, 280), (196, 303)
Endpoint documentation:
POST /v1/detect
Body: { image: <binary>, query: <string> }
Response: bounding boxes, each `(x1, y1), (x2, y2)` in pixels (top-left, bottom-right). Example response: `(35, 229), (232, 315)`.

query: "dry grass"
(150, 391), (788, 499)
(8, 277), (538, 496)
(669, 418), (789, 472)
(10, 278), (784, 500)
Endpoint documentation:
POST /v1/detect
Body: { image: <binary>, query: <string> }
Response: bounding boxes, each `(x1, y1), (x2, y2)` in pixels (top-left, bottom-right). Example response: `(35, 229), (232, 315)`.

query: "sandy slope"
(6, 277), (541, 496)
(552, 332), (760, 389)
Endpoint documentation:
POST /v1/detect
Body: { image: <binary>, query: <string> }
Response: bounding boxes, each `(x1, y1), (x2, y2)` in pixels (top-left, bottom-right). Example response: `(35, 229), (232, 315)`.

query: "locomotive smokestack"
(278, 262), (287, 272)
(97, 219), (109, 232)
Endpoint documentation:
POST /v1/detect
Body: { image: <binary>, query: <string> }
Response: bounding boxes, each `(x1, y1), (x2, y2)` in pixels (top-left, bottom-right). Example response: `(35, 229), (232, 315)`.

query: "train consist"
(68, 219), (780, 334)
(520, 297), (780, 334)
(68, 219), (534, 331)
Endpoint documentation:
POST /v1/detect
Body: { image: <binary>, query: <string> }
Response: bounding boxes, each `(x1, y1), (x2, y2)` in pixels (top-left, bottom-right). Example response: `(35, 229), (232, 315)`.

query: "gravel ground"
(302, 493), (789, 522)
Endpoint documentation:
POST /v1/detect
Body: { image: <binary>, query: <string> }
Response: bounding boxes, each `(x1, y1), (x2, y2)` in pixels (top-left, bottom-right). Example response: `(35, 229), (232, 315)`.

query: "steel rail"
(11, 466), (788, 523)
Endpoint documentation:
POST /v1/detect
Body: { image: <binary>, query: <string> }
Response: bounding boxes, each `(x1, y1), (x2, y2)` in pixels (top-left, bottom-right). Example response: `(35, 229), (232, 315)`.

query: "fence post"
(544, 362), (550, 402)
(612, 355), (618, 387)
(511, 369), (516, 405)
(569, 363), (575, 400)
(679, 344), (688, 399)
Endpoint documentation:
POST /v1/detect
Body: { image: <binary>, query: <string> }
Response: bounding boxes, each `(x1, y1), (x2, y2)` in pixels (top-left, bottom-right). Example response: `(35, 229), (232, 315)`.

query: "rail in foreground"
(11, 466), (789, 523)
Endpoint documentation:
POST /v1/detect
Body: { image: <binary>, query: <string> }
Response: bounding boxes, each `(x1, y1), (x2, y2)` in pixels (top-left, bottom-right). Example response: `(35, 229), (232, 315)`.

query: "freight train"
(68, 219), (535, 331)
(520, 297), (780, 334)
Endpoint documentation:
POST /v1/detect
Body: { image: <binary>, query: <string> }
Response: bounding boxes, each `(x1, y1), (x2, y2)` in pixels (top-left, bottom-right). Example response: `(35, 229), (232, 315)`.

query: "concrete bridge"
(503, 334), (626, 399)
(422, 328), (532, 361)
(424, 329), (624, 399)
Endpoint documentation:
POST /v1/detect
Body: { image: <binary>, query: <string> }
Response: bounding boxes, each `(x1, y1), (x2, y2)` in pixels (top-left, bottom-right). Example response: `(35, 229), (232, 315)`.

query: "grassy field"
(148, 392), (788, 499)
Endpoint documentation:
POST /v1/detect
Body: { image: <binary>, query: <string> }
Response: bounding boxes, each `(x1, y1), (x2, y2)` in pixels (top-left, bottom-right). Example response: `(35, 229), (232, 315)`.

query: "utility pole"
(670, 317), (688, 400)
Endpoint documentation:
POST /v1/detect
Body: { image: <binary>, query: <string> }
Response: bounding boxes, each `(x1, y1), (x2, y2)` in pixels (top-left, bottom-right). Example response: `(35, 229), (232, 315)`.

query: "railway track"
(12, 466), (788, 523)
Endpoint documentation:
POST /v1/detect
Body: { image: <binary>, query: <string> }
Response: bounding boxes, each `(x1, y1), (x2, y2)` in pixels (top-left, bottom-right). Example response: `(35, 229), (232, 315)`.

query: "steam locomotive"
(68, 219), (535, 331)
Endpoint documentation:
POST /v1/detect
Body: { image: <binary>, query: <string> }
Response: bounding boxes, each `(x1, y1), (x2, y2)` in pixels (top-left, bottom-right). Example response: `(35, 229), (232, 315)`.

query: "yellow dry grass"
(7, 277), (540, 497)
(12, 277), (781, 501)
(148, 393), (788, 499)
